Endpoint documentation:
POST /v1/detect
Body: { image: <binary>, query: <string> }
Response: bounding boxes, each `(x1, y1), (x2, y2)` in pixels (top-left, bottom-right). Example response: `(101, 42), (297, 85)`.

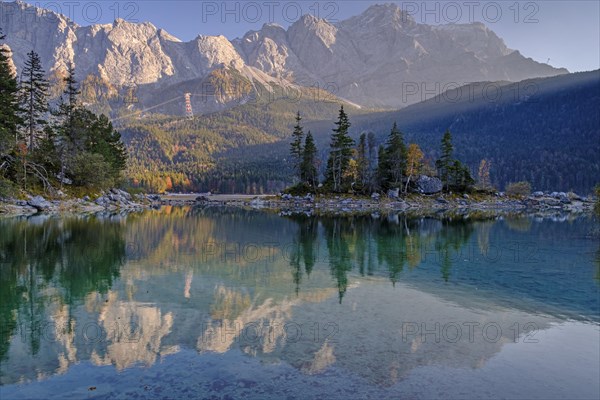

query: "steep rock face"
(268, 3), (567, 108)
(75, 20), (177, 86)
(0, 1), (78, 73)
(0, 44), (18, 77)
(2, 1), (568, 109)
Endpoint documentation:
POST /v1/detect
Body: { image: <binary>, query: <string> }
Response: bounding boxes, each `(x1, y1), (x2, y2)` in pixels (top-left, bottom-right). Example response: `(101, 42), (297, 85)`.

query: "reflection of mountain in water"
(0, 209), (598, 386)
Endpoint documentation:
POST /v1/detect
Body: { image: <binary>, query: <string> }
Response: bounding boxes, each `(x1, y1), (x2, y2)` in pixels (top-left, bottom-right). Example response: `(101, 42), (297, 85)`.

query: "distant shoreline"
(2, 191), (595, 218)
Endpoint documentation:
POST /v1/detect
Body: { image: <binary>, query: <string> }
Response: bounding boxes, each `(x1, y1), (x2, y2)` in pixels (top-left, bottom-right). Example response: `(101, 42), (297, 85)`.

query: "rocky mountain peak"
(1, 1), (569, 110)
(345, 3), (416, 29)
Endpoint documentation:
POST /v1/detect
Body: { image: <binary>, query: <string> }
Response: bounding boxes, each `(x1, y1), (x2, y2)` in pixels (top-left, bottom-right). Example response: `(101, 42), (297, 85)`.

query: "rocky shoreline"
(1, 190), (597, 218)
(195, 191), (597, 217)
(0, 189), (149, 216)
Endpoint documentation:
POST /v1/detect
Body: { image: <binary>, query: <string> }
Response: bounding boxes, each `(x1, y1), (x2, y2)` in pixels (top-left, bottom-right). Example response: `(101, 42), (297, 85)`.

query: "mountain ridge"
(1, 1), (568, 111)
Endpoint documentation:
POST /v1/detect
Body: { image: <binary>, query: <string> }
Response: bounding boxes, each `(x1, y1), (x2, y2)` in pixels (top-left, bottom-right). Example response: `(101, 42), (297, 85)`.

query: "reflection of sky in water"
(0, 209), (598, 399)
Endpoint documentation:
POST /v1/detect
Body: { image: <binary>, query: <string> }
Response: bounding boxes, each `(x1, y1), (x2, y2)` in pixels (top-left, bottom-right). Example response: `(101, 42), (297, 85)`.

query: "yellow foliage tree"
(405, 143), (424, 194)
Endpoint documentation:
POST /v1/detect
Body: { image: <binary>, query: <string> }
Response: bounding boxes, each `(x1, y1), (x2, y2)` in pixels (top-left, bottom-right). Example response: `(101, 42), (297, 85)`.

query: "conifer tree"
(383, 122), (407, 189)
(0, 29), (22, 156)
(289, 111), (304, 181)
(55, 63), (81, 185)
(435, 130), (454, 191)
(300, 131), (318, 188)
(19, 50), (49, 150)
(355, 133), (369, 193)
(325, 105), (354, 192)
(376, 145), (387, 190)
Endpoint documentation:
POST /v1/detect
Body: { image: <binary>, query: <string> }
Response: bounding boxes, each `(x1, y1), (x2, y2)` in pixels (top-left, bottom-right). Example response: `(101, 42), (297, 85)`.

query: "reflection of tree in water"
(288, 216), (320, 296)
(322, 218), (354, 303)
(0, 216), (125, 360)
(595, 248), (600, 281)
(435, 219), (475, 282)
(375, 217), (407, 287)
(286, 214), (477, 301)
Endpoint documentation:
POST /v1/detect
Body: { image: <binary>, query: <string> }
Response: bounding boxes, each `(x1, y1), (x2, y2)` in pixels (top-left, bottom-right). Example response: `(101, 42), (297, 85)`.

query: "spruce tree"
(366, 132), (377, 192)
(376, 145), (387, 190)
(0, 29), (22, 156)
(301, 131), (318, 188)
(325, 105), (354, 192)
(19, 50), (49, 150)
(435, 130), (454, 191)
(355, 133), (368, 193)
(383, 122), (407, 189)
(55, 63), (81, 185)
(289, 111), (304, 181)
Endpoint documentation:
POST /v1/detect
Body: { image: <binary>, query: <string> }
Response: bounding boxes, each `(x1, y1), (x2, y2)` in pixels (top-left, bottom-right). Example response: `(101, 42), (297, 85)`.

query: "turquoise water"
(0, 207), (598, 399)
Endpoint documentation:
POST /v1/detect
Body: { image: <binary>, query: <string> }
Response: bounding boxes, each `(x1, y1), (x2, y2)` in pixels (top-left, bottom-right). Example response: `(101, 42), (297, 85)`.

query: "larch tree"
(405, 143), (424, 194)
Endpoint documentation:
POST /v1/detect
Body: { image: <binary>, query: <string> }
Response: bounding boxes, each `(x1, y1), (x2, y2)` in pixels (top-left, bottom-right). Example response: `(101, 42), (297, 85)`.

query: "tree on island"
(325, 105), (354, 192)
(376, 144), (387, 190)
(405, 143), (424, 194)
(289, 111), (304, 182)
(355, 133), (369, 193)
(300, 131), (318, 188)
(383, 122), (407, 189)
(436, 130), (454, 191)
(435, 130), (474, 192)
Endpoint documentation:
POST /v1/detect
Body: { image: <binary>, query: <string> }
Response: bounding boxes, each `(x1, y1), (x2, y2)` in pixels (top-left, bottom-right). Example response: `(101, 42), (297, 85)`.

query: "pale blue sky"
(15, 1), (600, 72)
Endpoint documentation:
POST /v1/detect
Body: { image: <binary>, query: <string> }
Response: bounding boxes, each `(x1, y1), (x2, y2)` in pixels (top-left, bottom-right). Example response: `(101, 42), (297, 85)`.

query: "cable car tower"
(184, 93), (193, 119)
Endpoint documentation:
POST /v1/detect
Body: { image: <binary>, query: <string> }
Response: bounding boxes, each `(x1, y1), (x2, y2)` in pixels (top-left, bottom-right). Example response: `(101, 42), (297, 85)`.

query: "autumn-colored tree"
(405, 143), (424, 194)
(165, 176), (173, 191)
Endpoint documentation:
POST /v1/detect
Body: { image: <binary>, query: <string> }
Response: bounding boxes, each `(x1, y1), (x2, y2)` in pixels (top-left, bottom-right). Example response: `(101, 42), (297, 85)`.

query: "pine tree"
(325, 105), (354, 192)
(0, 29), (22, 156)
(19, 50), (49, 150)
(300, 131), (318, 188)
(435, 130), (454, 191)
(383, 122), (407, 189)
(289, 111), (304, 181)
